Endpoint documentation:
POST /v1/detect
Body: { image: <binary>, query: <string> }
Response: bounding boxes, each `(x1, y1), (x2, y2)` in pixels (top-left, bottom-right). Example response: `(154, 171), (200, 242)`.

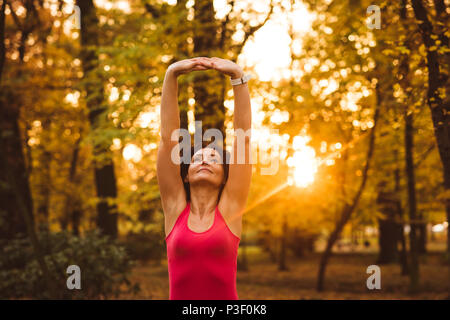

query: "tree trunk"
(77, 0), (118, 238)
(72, 209), (81, 236)
(0, 97), (30, 239)
(0, 0), (29, 239)
(418, 213), (427, 254)
(36, 119), (52, 229)
(399, 0), (420, 285)
(410, 0), (450, 273)
(404, 97), (420, 293)
(278, 213), (289, 271)
(317, 86), (380, 291)
(61, 134), (83, 233)
(193, 0), (225, 145)
(0, 0), (58, 296)
(376, 187), (400, 264)
(395, 148), (409, 275)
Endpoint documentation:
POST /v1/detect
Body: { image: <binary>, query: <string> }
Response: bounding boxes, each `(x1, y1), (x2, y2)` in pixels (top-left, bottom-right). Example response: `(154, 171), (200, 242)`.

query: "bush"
(124, 230), (165, 263)
(0, 227), (140, 299)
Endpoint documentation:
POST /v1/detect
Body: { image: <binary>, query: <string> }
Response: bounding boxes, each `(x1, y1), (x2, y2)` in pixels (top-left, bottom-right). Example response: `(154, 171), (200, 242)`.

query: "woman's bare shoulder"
(217, 198), (243, 239)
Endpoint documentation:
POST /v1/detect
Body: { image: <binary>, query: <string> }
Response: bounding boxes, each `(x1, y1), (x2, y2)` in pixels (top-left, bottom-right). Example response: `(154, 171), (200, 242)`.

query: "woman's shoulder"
(217, 199), (242, 239)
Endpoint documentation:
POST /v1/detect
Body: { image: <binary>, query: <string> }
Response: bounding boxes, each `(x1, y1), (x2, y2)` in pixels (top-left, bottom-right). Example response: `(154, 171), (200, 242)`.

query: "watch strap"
(230, 74), (252, 86)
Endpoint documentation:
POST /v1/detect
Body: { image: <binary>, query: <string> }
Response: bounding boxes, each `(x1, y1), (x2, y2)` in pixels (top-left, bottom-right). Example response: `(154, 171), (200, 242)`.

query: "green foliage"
(0, 228), (140, 299)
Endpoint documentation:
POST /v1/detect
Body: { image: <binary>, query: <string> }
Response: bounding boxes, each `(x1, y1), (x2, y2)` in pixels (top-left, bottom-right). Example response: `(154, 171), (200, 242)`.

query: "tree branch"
(414, 142), (436, 167)
(219, 0), (235, 50)
(233, 0), (275, 56)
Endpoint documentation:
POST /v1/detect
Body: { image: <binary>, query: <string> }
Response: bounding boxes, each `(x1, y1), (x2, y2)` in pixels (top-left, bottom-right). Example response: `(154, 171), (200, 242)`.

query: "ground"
(118, 245), (449, 300)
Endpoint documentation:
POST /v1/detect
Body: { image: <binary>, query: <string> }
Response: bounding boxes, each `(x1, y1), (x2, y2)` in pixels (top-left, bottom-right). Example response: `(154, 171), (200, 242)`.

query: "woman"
(157, 57), (252, 300)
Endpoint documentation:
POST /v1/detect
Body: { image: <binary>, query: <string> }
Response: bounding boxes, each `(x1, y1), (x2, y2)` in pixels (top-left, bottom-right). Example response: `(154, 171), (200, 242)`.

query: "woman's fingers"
(191, 64), (209, 71)
(183, 57), (215, 73)
(193, 59), (213, 69)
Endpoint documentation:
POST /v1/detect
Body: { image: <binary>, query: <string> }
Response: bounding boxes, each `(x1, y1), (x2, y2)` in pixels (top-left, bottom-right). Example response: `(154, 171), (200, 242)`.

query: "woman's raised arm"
(157, 58), (212, 219)
(208, 57), (252, 218)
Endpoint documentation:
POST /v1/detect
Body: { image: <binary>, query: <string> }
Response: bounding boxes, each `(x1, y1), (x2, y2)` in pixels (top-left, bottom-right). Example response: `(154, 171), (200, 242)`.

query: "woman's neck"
(189, 184), (220, 219)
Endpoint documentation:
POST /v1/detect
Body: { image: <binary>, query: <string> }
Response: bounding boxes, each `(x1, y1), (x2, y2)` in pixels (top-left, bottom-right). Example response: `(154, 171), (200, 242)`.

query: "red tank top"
(165, 201), (240, 300)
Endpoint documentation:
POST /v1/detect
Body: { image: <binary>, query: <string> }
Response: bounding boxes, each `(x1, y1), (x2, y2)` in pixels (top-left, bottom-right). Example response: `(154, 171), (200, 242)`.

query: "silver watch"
(230, 74), (252, 86)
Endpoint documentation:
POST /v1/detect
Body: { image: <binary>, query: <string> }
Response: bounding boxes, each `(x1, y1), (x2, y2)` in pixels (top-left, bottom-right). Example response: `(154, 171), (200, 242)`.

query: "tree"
(410, 0), (450, 263)
(77, 0), (119, 238)
(0, 0), (57, 296)
(376, 181), (400, 264)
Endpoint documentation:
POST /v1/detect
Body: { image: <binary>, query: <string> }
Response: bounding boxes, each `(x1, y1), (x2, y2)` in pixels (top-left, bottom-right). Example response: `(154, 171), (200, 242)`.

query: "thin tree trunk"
(376, 186), (400, 264)
(61, 134), (82, 234)
(418, 213), (427, 254)
(36, 119), (52, 229)
(317, 85), (381, 291)
(399, 0), (420, 286)
(278, 212), (289, 271)
(395, 149), (409, 275)
(404, 96), (420, 293)
(77, 0), (118, 238)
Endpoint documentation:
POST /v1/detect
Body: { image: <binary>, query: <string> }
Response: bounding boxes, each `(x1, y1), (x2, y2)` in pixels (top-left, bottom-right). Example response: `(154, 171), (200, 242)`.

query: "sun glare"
(287, 134), (318, 188)
(238, 0), (315, 82)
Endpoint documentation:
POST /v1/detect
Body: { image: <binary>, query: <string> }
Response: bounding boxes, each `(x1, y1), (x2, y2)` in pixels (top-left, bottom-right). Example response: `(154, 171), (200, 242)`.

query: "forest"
(0, 0), (449, 299)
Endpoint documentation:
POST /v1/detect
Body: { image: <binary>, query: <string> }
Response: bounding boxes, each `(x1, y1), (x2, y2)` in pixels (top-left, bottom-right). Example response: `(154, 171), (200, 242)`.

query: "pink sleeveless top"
(165, 201), (240, 300)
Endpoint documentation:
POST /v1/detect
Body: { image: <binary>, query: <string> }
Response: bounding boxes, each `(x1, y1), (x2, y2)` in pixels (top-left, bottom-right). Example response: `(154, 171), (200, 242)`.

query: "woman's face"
(185, 147), (225, 188)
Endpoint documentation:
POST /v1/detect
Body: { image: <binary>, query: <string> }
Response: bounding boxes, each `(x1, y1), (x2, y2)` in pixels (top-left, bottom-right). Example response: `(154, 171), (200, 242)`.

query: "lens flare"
(288, 135), (318, 188)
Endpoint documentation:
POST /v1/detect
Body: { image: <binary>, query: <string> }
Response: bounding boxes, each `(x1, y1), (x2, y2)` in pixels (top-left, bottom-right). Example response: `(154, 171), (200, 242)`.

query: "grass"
(119, 246), (450, 299)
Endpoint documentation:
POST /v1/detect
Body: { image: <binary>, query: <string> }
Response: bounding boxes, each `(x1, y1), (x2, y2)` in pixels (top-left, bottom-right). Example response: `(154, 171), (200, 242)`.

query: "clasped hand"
(168, 57), (244, 79)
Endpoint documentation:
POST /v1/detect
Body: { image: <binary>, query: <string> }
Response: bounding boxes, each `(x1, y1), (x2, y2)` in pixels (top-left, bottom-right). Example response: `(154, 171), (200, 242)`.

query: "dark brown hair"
(180, 141), (230, 203)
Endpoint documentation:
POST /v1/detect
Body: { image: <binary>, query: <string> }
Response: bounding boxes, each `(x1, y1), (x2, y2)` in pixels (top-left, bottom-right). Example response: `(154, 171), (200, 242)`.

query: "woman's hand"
(209, 57), (244, 79)
(167, 57), (213, 77)
(167, 56), (244, 79)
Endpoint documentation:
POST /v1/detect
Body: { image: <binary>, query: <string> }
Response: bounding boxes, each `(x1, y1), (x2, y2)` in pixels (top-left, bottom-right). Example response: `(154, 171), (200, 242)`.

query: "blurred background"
(0, 0), (449, 299)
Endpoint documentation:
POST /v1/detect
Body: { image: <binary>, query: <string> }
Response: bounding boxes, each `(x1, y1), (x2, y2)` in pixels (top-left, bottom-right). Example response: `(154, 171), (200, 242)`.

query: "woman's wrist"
(166, 65), (179, 78)
(230, 68), (244, 79)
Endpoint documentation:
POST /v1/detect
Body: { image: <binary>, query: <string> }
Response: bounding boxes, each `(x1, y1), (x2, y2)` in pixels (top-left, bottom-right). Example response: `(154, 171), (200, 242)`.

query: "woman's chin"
(190, 177), (220, 187)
